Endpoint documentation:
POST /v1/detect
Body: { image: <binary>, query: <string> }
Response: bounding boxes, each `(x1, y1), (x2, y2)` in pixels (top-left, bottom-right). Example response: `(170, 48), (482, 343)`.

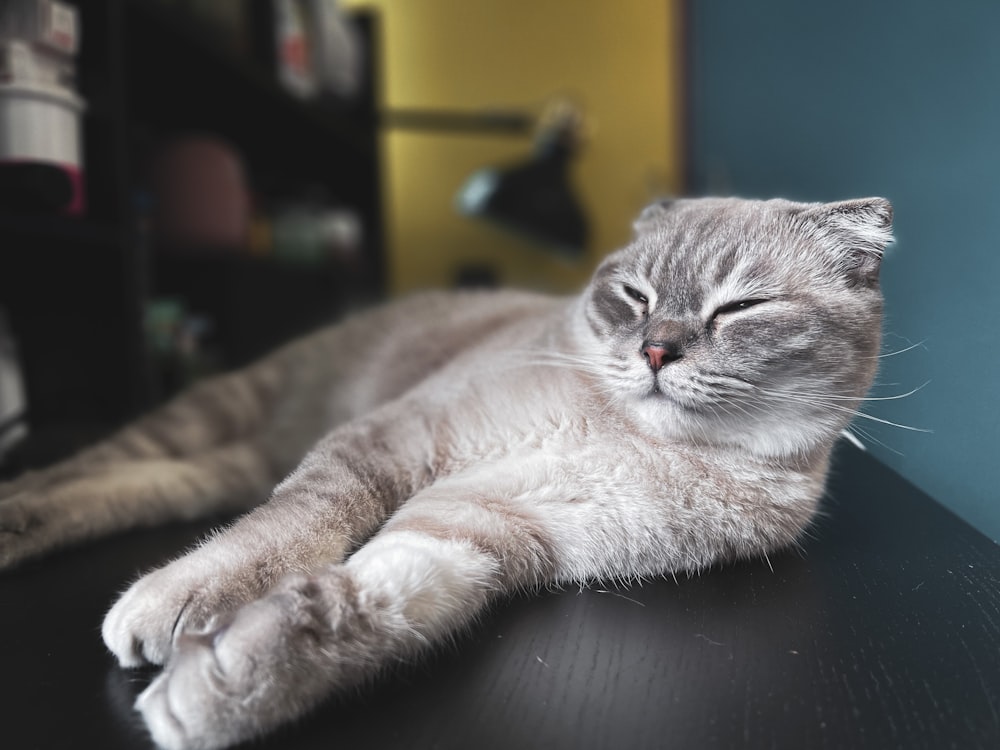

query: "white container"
(0, 80), (83, 166)
(0, 39), (73, 88)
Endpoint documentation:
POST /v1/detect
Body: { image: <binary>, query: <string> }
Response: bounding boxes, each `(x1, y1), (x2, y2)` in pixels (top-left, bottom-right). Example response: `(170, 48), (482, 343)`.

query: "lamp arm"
(381, 108), (534, 135)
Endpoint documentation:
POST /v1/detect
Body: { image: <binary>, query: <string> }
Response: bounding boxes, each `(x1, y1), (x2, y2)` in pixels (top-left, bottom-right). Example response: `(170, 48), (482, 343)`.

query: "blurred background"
(0, 1), (997, 543)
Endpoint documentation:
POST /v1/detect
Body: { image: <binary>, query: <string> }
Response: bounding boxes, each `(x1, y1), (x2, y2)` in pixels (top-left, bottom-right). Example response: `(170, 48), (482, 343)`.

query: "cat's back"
(375, 288), (563, 340)
(346, 287), (564, 366)
(267, 288), (566, 428)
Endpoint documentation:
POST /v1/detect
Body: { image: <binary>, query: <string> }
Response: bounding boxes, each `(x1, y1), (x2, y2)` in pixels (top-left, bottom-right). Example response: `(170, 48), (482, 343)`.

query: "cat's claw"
(103, 568), (191, 666)
(102, 559), (239, 667)
(102, 543), (298, 669)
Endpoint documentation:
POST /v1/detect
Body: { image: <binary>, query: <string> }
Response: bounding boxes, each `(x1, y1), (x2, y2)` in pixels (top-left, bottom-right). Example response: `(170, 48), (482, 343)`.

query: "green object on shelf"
(145, 298), (185, 355)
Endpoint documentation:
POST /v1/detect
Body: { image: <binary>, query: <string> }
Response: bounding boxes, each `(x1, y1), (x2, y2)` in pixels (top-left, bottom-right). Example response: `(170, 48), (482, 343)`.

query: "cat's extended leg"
(102, 411), (438, 667)
(0, 441), (276, 569)
(0, 359), (306, 569)
(0, 363), (283, 504)
(128, 489), (554, 750)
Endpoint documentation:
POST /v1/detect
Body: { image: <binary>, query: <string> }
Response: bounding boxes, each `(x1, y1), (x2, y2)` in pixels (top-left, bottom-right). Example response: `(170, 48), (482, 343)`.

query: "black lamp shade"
(457, 133), (587, 256)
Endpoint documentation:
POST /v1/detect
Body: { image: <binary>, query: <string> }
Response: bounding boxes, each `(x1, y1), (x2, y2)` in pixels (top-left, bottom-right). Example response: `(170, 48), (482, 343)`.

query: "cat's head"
(581, 196), (893, 459)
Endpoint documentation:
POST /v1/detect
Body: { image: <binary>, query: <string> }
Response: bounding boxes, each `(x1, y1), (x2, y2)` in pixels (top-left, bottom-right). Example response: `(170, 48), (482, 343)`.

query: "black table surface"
(2, 443), (998, 750)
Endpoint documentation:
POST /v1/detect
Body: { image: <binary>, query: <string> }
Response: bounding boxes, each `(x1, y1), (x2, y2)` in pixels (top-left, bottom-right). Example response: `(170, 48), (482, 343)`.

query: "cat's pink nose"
(642, 342), (681, 373)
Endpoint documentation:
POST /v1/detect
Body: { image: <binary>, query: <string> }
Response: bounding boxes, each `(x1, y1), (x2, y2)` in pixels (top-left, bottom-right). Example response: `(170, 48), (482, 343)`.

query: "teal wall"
(689, 1), (1000, 540)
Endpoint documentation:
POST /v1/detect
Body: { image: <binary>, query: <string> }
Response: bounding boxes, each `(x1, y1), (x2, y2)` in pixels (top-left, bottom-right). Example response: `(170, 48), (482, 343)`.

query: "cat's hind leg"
(0, 362), (292, 569)
(0, 440), (276, 570)
(0, 363), (283, 502)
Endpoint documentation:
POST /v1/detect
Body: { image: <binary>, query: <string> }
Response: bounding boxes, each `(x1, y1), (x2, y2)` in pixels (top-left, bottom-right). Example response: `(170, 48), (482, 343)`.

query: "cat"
(0, 196), (892, 750)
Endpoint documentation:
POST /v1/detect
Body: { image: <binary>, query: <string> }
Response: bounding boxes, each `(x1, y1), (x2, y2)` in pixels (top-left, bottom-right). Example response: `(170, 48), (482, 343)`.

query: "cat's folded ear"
(800, 197), (894, 287)
(633, 198), (677, 234)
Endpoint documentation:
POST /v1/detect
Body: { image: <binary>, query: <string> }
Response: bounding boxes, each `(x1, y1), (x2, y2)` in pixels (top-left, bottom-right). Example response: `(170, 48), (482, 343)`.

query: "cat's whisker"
(708, 395), (743, 423)
(759, 382), (928, 404)
(870, 338), (928, 359)
(501, 357), (599, 372)
(512, 354), (615, 376)
(753, 388), (930, 433)
(844, 424), (905, 456)
(858, 383), (931, 402)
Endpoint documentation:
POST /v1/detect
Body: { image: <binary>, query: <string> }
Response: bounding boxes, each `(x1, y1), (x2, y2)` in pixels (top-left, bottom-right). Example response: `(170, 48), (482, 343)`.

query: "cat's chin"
(632, 395), (840, 461)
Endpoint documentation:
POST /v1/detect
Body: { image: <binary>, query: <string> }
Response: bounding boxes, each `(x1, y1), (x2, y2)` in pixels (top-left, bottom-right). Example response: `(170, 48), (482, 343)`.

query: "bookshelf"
(0, 0), (383, 471)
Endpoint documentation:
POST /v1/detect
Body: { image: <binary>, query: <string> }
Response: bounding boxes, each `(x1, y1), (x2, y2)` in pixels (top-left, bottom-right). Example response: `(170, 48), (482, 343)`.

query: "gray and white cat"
(0, 196), (892, 750)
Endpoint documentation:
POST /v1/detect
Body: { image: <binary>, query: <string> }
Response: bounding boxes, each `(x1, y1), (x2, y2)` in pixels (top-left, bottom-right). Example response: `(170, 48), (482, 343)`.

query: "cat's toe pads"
(137, 634), (245, 750)
(135, 600), (291, 750)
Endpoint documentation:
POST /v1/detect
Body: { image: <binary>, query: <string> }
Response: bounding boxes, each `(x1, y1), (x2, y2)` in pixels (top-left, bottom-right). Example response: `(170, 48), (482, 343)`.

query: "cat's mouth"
(644, 377), (710, 413)
(644, 370), (667, 397)
(645, 380), (681, 405)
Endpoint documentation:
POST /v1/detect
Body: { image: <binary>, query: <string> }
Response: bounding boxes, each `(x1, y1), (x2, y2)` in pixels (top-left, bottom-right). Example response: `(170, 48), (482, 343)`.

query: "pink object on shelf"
(151, 136), (251, 251)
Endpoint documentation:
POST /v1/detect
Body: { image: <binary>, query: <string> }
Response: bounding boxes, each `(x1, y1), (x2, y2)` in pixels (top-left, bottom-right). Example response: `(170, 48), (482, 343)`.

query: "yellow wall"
(342, 0), (684, 295)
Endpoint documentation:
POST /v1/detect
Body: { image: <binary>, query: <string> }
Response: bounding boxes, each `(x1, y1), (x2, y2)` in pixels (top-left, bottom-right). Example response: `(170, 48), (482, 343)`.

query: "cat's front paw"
(135, 571), (360, 750)
(136, 625), (251, 750)
(102, 556), (249, 667)
(136, 611), (286, 750)
(103, 567), (201, 667)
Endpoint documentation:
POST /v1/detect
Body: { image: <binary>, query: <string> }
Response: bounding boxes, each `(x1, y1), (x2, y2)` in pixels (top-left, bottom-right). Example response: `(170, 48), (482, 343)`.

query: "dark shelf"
(0, 214), (120, 249)
(127, 1), (373, 137)
(0, 2), (384, 458)
(123, 1), (375, 196)
(152, 251), (378, 369)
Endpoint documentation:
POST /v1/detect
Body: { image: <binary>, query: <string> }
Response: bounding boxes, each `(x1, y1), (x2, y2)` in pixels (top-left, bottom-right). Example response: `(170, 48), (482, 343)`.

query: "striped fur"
(0, 197), (892, 750)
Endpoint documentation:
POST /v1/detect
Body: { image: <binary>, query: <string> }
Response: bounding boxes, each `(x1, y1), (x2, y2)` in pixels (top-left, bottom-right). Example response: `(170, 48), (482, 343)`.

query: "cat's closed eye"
(711, 298), (769, 319)
(623, 285), (649, 305)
